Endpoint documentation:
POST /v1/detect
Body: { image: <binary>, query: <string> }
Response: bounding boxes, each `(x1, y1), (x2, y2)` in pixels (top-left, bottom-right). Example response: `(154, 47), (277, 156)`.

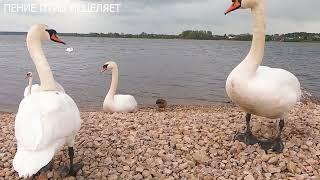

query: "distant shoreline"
(1, 31), (320, 43)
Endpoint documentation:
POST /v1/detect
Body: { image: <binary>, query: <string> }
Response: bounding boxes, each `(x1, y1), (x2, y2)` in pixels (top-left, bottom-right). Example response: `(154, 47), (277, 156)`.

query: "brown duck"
(156, 98), (167, 111)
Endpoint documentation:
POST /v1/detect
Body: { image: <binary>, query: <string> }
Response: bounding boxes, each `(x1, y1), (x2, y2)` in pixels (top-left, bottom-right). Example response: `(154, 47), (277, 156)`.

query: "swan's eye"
(103, 64), (108, 69)
(232, 0), (241, 4)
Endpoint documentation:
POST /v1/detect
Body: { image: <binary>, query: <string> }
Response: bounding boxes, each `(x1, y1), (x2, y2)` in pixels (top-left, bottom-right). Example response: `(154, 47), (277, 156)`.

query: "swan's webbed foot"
(59, 163), (83, 177)
(259, 119), (285, 153)
(33, 160), (53, 179)
(59, 147), (83, 177)
(235, 114), (286, 153)
(234, 131), (259, 145)
(234, 113), (259, 145)
(259, 137), (284, 153)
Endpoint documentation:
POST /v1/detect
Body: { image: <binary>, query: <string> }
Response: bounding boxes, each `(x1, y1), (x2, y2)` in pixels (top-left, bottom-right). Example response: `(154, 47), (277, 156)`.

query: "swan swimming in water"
(66, 47), (73, 52)
(101, 61), (138, 113)
(13, 24), (83, 178)
(225, 0), (301, 152)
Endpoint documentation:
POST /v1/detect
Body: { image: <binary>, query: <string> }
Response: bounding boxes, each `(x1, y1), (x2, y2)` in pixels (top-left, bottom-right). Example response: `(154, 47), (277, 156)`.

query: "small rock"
(142, 170), (150, 177)
(155, 158), (163, 165)
(125, 159), (136, 167)
(133, 173), (143, 180)
(244, 174), (255, 180)
(179, 162), (189, 170)
(264, 173), (272, 179)
(176, 144), (183, 150)
(301, 145), (308, 150)
(164, 154), (175, 161)
(164, 168), (172, 175)
(105, 157), (113, 165)
(306, 141), (313, 146)
(108, 174), (118, 180)
(268, 156), (278, 164)
(47, 171), (53, 178)
(136, 166), (144, 173)
(287, 161), (296, 173)
(261, 154), (270, 162)
(37, 174), (49, 180)
(193, 150), (209, 164)
(268, 166), (281, 174)
(181, 146), (189, 151)
(123, 166), (130, 171)
(166, 177), (175, 180)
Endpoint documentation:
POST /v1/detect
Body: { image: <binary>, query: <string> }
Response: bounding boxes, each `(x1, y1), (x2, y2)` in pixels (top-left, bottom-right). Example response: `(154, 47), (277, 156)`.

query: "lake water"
(0, 35), (319, 112)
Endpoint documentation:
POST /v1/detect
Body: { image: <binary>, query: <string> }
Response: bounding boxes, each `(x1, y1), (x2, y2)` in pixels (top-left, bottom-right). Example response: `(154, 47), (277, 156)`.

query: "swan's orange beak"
(225, 0), (241, 15)
(51, 34), (66, 45)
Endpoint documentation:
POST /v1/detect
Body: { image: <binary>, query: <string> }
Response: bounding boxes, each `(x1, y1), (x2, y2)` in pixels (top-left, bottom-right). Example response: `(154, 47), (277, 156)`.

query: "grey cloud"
(0, 0), (319, 34)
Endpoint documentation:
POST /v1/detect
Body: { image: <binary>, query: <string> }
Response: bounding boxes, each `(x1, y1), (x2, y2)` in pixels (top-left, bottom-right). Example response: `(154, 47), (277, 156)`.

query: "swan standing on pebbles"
(101, 61), (138, 113)
(13, 24), (83, 178)
(225, 0), (301, 153)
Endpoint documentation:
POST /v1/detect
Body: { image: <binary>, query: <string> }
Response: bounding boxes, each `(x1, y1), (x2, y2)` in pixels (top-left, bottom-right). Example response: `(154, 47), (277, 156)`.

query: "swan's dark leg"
(59, 147), (83, 177)
(234, 113), (259, 145)
(32, 160), (53, 179)
(259, 119), (285, 153)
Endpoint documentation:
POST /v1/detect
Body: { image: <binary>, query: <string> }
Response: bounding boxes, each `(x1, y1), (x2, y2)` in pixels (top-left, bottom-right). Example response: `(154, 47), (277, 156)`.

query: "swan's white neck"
(240, 2), (265, 73)
(106, 67), (119, 100)
(28, 76), (33, 95)
(27, 37), (57, 91)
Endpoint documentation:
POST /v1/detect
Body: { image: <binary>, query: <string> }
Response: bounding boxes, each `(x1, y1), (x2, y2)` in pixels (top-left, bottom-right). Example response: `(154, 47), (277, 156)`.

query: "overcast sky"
(0, 0), (319, 35)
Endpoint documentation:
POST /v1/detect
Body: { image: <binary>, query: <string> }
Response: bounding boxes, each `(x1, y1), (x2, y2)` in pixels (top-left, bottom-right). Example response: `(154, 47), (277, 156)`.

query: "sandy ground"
(0, 103), (320, 180)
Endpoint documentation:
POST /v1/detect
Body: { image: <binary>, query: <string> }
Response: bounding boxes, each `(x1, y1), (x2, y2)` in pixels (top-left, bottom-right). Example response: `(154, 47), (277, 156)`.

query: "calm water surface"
(0, 35), (319, 112)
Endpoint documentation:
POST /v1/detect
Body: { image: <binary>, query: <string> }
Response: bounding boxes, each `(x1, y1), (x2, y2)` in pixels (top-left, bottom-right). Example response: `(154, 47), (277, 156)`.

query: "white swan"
(101, 61), (138, 113)
(13, 24), (82, 178)
(23, 72), (65, 97)
(66, 47), (74, 52)
(24, 72), (65, 97)
(225, 0), (301, 152)
(24, 72), (35, 97)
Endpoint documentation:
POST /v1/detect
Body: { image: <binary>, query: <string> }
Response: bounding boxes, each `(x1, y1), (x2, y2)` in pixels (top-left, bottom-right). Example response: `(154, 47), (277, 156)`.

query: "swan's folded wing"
(15, 96), (43, 150)
(114, 95), (138, 112)
(15, 92), (81, 150)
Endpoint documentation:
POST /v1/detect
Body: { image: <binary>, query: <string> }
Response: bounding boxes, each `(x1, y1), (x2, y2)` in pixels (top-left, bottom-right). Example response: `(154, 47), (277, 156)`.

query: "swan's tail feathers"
(300, 87), (320, 105)
(13, 140), (63, 178)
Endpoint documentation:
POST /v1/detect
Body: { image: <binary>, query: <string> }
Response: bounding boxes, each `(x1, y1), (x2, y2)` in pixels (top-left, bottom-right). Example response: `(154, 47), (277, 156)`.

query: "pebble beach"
(0, 103), (320, 180)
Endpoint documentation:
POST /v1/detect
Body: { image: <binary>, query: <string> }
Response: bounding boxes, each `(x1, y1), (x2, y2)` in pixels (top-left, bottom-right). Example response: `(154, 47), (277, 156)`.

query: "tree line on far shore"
(62, 31), (320, 42)
(1, 31), (320, 42)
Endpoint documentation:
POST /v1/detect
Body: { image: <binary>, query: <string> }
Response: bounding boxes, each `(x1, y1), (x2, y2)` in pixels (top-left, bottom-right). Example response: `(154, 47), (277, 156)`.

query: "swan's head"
(101, 61), (118, 73)
(25, 72), (32, 79)
(225, 0), (260, 14)
(27, 24), (66, 45)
